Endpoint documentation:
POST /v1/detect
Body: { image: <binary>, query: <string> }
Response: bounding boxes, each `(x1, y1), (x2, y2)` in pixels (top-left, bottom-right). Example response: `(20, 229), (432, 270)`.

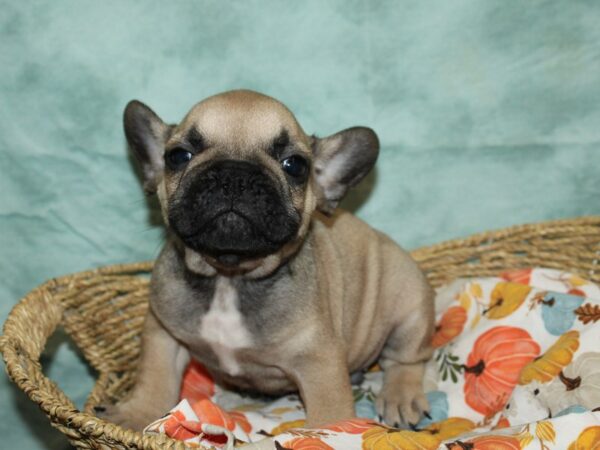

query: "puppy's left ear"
(312, 127), (379, 214)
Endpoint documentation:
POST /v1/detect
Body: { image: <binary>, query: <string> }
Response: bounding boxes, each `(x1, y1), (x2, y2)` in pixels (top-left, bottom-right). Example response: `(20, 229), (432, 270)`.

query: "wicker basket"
(2, 216), (600, 449)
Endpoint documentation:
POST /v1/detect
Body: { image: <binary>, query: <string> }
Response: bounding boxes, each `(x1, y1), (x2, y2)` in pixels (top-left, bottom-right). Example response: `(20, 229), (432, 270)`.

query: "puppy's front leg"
(290, 344), (355, 427)
(376, 314), (434, 428)
(96, 308), (190, 431)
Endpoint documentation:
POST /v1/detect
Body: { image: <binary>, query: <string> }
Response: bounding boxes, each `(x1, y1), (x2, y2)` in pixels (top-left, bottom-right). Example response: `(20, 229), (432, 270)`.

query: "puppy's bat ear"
(311, 127), (379, 214)
(123, 100), (174, 194)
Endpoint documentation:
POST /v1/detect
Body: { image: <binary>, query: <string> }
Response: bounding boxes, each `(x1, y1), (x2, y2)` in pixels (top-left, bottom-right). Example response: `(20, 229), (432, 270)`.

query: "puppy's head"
(125, 90), (378, 276)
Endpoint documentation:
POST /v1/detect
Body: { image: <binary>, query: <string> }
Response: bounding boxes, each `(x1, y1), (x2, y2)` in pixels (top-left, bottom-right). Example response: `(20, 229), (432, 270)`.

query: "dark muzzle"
(168, 160), (300, 259)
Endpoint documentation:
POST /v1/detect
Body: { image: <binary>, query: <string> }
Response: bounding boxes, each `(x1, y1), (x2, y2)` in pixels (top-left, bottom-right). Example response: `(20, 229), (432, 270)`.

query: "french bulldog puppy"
(97, 90), (434, 431)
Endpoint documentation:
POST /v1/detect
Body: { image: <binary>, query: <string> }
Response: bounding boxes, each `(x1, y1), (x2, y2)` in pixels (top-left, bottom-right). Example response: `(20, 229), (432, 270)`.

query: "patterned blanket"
(144, 268), (600, 449)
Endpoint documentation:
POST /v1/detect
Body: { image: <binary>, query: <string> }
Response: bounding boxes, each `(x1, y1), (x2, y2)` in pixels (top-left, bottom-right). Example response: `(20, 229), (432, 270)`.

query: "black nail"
(393, 422), (400, 428)
(93, 406), (106, 413)
(424, 411), (432, 420)
(409, 422), (418, 431)
(376, 414), (383, 423)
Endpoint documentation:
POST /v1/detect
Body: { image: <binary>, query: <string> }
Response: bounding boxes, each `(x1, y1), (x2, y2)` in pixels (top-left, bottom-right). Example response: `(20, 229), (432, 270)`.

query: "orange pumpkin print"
(323, 418), (376, 434)
(229, 410), (252, 433)
(279, 437), (334, 450)
(485, 282), (532, 319)
(361, 425), (440, 450)
(180, 360), (216, 402)
(447, 434), (521, 449)
(519, 330), (580, 384)
(163, 410), (203, 441)
(493, 416), (511, 429)
(463, 326), (540, 415)
(432, 306), (468, 348)
(191, 398), (235, 431)
(500, 268), (532, 285)
(568, 426), (600, 450)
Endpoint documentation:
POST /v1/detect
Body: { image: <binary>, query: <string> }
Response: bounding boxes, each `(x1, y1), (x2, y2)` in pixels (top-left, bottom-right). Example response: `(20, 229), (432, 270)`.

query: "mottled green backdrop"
(1, 1), (599, 448)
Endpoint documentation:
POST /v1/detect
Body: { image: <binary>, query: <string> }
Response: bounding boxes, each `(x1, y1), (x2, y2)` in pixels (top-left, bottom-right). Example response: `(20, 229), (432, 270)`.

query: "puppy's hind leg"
(376, 301), (434, 428)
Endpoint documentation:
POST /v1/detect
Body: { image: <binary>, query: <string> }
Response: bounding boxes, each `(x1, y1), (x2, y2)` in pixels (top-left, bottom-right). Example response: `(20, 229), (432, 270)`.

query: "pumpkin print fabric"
(144, 268), (600, 449)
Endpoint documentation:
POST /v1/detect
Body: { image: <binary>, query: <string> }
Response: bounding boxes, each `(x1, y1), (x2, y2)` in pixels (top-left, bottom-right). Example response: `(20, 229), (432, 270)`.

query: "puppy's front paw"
(94, 401), (163, 432)
(375, 382), (429, 429)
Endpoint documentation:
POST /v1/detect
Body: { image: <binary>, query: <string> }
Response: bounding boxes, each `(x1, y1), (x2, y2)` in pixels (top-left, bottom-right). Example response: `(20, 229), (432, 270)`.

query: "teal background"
(1, 1), (600, 448)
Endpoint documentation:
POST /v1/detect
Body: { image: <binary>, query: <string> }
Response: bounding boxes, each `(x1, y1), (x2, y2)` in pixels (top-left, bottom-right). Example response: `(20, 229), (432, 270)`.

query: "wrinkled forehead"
(172, 92), (306, 148)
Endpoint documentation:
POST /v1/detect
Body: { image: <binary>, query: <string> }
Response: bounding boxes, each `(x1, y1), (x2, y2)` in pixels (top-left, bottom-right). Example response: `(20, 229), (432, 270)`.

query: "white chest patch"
(199, 277), (253, 375)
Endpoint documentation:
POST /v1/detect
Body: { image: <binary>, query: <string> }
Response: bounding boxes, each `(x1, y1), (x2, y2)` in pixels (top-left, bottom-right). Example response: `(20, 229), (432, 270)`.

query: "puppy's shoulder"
(312, 209), (419, 269)
(311, 209), (382, 262)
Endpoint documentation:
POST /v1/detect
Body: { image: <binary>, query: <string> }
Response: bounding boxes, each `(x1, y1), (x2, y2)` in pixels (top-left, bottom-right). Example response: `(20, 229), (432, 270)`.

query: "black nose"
(207, 160), (262, 199)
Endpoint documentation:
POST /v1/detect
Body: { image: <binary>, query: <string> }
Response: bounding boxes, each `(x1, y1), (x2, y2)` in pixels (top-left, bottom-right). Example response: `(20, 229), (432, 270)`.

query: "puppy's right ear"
(124, 100), (173, 194)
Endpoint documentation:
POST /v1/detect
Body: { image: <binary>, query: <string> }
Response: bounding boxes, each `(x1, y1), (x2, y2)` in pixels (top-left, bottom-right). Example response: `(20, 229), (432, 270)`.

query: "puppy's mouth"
(179, 210), (289, 261)
(168, 160), (300, 266)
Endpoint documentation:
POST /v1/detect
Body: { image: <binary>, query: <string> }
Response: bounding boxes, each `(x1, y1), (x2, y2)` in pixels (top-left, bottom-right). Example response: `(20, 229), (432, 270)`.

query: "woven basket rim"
(411, 215), (600, 254)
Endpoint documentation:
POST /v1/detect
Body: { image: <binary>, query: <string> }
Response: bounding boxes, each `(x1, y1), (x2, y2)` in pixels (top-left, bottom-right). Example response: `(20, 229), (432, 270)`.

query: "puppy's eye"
(281, 155), (308, 179)
(165, 148), (193, 170)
